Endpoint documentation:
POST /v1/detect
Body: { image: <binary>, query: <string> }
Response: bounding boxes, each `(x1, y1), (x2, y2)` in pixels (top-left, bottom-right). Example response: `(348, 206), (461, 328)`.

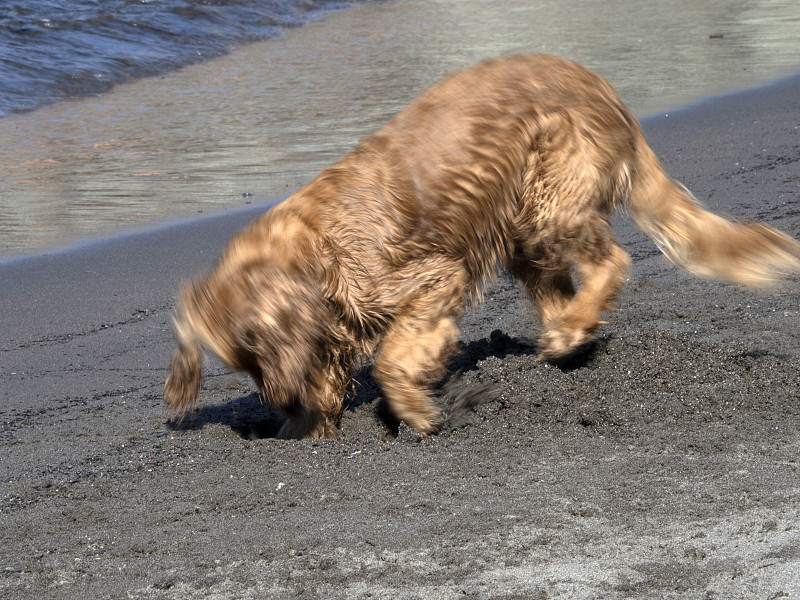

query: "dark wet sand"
(2, 74), (800, 599)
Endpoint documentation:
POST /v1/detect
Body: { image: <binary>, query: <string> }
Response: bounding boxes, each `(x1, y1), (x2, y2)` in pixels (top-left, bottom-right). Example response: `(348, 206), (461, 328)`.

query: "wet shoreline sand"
(1, 71), (800, 598)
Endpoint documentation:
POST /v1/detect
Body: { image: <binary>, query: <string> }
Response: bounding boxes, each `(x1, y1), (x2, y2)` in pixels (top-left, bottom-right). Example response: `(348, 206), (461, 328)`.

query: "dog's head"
(225, 265), (331, 413)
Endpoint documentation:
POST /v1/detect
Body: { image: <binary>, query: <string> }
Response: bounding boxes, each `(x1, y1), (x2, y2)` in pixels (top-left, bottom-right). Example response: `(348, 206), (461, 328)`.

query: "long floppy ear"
(232, 267), (330, 414)
(164, 280), (209, 422)
(164, 341), (202, 422)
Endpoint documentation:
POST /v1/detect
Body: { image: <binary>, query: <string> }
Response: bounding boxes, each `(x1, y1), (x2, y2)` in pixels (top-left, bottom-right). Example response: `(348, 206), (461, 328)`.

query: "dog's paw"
(536, 326), (594, 361)
(406, 412), (444, 437)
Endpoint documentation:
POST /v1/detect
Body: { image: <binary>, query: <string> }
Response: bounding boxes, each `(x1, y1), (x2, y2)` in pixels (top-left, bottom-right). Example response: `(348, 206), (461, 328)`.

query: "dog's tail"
(628, 138), (800, 286)
(164, 282), (212, 423)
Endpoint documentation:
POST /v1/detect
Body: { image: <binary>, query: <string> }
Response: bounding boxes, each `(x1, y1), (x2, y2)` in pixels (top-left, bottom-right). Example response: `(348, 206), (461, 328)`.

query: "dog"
(165, 54), (800, 439)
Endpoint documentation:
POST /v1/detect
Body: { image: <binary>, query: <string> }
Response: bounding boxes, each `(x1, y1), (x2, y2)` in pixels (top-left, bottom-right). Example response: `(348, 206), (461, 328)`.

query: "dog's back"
(310, 55), (639, 286)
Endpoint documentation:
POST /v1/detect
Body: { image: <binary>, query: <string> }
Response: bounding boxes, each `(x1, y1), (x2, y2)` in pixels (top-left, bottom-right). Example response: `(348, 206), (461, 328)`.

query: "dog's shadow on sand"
(170, 329), (598, 439)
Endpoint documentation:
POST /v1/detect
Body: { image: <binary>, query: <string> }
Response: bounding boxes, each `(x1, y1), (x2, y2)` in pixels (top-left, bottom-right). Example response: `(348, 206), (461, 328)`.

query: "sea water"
(0, 0), (367, 117)
(1, 0), (799, 257)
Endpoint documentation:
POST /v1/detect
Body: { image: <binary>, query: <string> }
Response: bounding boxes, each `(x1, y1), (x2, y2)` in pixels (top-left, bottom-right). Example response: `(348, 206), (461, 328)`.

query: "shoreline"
(0, 1), (359, 119)
(2, 67), (800, 598)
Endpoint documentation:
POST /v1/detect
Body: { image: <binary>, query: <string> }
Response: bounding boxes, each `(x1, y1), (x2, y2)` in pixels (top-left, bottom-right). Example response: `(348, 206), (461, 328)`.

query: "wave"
(0, 0), (367, 117)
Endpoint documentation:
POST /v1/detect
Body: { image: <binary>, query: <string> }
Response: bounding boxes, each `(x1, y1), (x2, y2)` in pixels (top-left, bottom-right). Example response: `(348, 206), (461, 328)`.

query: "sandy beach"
(1, 67), (799, 599)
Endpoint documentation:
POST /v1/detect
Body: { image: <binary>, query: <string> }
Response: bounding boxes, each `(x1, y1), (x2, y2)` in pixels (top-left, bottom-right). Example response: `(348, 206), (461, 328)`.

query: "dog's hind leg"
(535, 223), (630, 360)
(510, 253), (576, 331)
(373, 312), (460, 435)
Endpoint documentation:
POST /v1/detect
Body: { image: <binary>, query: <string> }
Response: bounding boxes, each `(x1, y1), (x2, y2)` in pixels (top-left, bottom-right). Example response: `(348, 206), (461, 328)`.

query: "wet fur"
(165, 54), (800, 438)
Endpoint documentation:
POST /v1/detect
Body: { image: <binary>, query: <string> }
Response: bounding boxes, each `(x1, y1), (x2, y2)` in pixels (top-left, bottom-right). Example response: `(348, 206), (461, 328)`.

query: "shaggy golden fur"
(165, 54), (800, 439)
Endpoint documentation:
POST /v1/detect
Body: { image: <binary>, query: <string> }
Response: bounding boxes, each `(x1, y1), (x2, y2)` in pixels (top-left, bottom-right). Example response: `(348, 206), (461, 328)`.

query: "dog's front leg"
(373, 314), (460, 435)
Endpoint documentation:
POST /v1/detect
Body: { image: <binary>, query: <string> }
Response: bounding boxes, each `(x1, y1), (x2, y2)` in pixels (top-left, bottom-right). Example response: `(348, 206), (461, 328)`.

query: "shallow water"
(1, 0), (799, 258)
(0, 0), (365, 117)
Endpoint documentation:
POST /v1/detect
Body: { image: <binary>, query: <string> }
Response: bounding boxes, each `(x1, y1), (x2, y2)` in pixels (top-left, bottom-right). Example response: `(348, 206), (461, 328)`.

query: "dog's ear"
(234, 268), (330, 413)
(164, 342), (202, 421)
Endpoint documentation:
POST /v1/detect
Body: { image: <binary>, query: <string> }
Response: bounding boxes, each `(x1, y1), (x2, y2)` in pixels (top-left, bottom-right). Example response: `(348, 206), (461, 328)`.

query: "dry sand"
(2, 73), (800, 599)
